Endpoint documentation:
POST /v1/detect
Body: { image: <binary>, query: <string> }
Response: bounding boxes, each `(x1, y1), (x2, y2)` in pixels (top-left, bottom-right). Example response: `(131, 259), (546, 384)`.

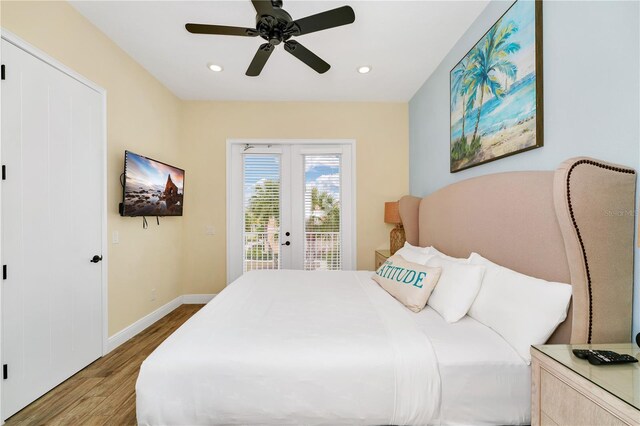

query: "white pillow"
(397, 243), (470, 265)
(426, 257), (485, 323)
(396, 242), (432, 264)
(402, 242), (430, 253)
(467, 253), (572, 364)
(424, 246), (469, 264)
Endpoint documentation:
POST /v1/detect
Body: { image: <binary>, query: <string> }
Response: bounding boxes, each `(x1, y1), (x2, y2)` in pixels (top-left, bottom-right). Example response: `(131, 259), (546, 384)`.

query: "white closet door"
(1, 39), (104, 420)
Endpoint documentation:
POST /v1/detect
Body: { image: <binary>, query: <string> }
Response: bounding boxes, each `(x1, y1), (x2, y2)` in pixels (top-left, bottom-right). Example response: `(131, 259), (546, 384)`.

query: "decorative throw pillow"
(426, 256), (486, 323)
(373, 255), (442, 312)
(467, 253), (572, 364)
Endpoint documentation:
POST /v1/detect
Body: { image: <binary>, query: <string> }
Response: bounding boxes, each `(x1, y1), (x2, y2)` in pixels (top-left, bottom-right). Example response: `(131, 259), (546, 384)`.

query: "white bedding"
(414, 308), (531, 425)
(136, 270), (442, 425)
(136, 270), (530, 425)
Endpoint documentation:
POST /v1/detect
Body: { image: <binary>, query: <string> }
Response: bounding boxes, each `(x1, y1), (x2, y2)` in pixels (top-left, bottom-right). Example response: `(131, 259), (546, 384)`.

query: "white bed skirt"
(136, 270), (441, 425)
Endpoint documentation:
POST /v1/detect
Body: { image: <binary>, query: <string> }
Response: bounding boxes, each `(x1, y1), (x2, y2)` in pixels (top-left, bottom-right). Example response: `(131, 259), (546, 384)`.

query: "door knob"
(90, 255), (103, 263)
(285, 232), (290, 236)
(281, 241), (290, 246)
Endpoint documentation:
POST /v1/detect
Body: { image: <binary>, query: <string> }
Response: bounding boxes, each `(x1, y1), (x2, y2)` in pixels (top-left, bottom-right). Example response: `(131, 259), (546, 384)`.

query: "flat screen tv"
(121, 151), (185, 217)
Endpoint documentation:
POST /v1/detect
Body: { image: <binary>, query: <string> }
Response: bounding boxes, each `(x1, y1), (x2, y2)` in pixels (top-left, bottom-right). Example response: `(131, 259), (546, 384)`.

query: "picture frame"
(450, 0), (543, 173)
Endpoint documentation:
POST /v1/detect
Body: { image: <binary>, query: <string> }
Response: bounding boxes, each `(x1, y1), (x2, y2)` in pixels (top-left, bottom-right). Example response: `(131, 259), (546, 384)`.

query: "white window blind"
(243, 154), (281, 272)
(304, 154), (341, 270)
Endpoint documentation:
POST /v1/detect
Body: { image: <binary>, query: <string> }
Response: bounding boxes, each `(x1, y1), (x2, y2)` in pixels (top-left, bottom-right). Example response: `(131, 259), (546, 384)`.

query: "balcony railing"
(243, 231), (279, 272)
(304, 231), (341, 271)
(243, 231), (341, 272)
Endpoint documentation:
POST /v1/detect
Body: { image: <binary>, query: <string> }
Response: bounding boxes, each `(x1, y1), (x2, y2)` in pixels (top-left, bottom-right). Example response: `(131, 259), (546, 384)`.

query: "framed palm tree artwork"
(450, 0), (543, 173)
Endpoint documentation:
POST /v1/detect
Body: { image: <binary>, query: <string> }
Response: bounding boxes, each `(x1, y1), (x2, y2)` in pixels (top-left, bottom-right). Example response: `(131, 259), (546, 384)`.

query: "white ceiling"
(71, 1), (488, 102)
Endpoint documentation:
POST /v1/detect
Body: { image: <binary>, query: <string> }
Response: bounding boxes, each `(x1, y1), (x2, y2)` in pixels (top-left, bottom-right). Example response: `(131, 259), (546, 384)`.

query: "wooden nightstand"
(374, 249), (390, 270)
(531, 344), (640, 425)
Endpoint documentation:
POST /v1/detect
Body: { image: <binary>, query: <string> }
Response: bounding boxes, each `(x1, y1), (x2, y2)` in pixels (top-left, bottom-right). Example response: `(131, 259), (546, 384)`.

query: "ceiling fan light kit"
(186, 0), (355, 77)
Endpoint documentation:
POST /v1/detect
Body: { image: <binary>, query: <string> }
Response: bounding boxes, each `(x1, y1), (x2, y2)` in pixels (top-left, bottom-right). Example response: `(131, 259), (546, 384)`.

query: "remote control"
(587, 350), (638, 365)
(572, 349), (592, 359)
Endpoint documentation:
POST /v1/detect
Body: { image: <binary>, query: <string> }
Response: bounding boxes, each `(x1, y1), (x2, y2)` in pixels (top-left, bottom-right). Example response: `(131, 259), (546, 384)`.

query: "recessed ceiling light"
(357, 66), (371, 74)
(208, 63), (223, 72)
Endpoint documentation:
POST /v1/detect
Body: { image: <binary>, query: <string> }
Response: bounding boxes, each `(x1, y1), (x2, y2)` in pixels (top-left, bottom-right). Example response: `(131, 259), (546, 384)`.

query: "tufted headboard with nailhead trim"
(399, 157), (636, 344)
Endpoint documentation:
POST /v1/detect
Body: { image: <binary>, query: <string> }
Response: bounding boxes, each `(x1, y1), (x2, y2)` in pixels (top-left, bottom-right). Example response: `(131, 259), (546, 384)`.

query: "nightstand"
(531, 343), (640, 425)
(374, 249), (390, 270)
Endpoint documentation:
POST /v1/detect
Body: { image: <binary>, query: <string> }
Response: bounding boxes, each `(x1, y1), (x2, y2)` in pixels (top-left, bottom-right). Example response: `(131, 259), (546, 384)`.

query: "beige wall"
(1, 1), (409, 335)
(1, 1), (185, 335)
(180, 102), (408, 294)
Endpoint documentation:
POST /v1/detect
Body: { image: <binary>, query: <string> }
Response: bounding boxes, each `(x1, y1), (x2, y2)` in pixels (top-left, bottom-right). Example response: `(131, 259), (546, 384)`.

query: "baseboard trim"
(106, 296), (182, 354)
(182, 293), (216, 304)
(105, 294), (216, 354)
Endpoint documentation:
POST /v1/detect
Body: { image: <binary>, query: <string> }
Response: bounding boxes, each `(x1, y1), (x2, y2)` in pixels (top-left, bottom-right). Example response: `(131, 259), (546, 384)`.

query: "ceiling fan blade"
(284, 41), (330, 74)
(291, 6), (355, 36)
(246, 43), (275, 76)
(185, 23), (258, 37)
(251, 0), (274, 16)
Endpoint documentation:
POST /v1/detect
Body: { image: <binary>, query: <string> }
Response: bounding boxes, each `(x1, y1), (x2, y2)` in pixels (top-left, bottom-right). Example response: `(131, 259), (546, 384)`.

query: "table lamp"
(384, 201), (405, 255)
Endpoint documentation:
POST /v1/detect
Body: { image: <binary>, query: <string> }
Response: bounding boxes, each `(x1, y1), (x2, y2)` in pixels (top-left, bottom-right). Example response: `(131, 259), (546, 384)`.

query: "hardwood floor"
(4, 304), (203, 426)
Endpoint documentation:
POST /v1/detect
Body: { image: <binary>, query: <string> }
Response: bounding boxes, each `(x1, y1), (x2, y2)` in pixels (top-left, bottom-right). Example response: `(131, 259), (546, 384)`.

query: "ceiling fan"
(185, 0), (355, 76)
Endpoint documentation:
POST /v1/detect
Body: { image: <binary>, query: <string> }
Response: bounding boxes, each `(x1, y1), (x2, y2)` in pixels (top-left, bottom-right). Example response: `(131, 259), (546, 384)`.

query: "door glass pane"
(304, 154), (341, 270)
(243, 154), (280, 272)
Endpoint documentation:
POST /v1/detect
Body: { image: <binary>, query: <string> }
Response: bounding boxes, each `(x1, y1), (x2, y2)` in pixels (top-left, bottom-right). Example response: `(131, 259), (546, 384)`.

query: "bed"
(136, 157), (636, 425)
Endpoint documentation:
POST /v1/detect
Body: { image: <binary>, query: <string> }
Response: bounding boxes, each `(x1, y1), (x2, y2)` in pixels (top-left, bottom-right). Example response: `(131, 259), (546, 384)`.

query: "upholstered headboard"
(399, 157), (636, 344)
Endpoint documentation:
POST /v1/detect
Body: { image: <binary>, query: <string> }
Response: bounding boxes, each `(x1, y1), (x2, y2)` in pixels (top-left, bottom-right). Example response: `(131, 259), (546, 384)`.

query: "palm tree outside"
(306, 186), (340, 233)
(305, 186), (341, 270)
(244, 180), (341, 270)
(244, 179), (280, 232)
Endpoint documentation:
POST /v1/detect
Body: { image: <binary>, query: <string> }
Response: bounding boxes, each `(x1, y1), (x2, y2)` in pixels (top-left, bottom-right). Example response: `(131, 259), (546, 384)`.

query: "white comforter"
(136, 270), (441, 425)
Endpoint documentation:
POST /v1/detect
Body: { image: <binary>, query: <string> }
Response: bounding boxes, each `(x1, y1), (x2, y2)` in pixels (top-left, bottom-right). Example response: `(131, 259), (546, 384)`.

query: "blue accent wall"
(408, 1), (640, 336)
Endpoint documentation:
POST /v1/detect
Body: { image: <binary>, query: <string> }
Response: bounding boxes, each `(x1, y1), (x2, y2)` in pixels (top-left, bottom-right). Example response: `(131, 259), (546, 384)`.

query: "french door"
(228, 141), (355, 283)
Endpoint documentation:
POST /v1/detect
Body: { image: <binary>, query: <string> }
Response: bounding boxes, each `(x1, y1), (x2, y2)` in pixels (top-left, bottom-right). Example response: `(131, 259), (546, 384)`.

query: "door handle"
(281, 241), (290, 246)
(90, 255), (103, 263)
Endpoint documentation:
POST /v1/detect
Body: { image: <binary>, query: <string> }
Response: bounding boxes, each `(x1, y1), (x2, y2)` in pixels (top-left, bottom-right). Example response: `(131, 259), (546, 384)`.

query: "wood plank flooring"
(4, 304), (203, 426)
